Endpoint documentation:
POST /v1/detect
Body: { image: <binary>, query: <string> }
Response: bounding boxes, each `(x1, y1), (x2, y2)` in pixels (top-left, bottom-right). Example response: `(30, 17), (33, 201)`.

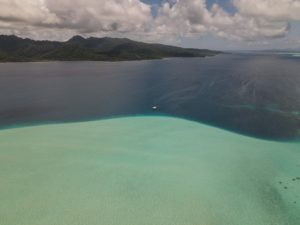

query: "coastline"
(0, 54), (220, 63)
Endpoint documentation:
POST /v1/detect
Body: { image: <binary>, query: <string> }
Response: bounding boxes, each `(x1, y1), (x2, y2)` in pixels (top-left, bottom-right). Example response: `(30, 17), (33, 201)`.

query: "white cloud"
(207, 4), (289, 41)
(0, 0), (299, 44)
(155, 0), (293, 41)
(233, 0), (300, 21)
(0, 0), (152, 40)
(155, 0), (209, 36)
(0, 0), (59, 24)
(44, 0), (151, 32)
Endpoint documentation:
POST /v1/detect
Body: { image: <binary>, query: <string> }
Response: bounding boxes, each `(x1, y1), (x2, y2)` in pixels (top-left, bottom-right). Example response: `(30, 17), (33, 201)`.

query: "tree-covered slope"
(0, 35), (220, 62)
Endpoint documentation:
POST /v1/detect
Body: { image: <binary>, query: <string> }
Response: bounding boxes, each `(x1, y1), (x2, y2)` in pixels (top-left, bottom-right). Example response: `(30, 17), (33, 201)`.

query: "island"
(0, 35), (220, 62)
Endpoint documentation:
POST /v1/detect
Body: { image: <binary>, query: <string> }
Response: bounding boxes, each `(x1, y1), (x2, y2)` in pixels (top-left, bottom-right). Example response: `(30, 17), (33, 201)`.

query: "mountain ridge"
(0, 35), (220, 62)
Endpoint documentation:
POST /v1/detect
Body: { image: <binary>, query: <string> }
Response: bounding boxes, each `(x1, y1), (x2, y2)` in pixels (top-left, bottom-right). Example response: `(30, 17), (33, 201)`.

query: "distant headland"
(0, 35), (220, 62)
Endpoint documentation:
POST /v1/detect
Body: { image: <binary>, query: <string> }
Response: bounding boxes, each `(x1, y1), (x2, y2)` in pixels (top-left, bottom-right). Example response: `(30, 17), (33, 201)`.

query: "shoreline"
(0, 54), (220, 64)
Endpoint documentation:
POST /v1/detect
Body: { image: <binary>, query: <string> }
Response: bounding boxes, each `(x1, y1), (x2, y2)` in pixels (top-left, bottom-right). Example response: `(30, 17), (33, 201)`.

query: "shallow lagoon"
(0, 116), (299, 225)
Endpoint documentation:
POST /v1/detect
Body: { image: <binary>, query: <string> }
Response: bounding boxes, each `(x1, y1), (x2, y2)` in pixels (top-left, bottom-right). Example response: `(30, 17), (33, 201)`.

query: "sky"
(0, 0), (299, 50)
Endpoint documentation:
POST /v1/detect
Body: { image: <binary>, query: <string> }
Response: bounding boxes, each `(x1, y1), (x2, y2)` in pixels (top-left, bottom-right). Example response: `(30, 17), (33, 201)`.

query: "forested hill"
(0, 35), (220, 62)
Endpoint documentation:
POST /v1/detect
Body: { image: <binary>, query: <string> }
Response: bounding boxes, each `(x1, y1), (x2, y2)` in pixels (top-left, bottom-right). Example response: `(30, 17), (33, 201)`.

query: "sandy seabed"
(0, 116), (299, 225)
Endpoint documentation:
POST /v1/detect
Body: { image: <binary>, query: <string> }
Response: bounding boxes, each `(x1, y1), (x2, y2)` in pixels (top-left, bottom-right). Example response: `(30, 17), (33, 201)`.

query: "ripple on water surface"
(0, 116), (299, 225)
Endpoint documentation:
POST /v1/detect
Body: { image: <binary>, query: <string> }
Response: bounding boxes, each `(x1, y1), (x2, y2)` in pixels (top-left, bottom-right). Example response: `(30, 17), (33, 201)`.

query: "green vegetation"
(0, 35), (220, 62)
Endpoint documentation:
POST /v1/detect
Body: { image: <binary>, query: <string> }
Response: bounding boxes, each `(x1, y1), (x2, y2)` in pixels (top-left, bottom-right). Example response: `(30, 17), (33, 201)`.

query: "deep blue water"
(0, 53), (300, 140)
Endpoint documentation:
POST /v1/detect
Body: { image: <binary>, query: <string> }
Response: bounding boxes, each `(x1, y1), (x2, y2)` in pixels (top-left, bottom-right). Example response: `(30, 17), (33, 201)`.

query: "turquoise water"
(0, 116), (300, 225)
(278, 52), (300, 57)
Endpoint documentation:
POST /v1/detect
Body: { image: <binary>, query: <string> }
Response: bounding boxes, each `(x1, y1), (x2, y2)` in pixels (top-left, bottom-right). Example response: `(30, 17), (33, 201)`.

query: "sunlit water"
(0, 116), (299, 225)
